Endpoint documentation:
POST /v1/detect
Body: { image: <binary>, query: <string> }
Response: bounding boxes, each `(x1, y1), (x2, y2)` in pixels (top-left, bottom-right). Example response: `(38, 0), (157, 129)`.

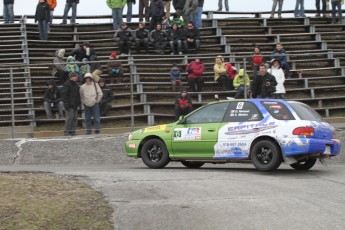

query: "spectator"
(134, 22), (149, 53)
(170, 13), (184, 27)
(107, 52), (124, 84)
(60, 0), (79, 25)
(186, 58), (204, 92)
(294, 0), (305, 17)
(163, 0), (172, 19)
(98, 78), (113, 117)
(196, 0), (204, 29)
(252, 46), (264, 77)
(272, 43), (291, 79)
(149, 0), (164, 31)
(184, 0), (198, 25)
(161, 15), (171, 30)
(174, 89), (193, 121)
(114, 22), (133, 55)
(331, 0), (342, 24)
(62, 71), (80, 136)
(70, 41), (96, 63)
(149, 23), (168, 55)
(218, 0), (229, 11)
(233, 69), (251, 99)
(65, 56), (79, 75)
(79, 58), (91, 83)
(183, 21), (200, 54)
(3, 0), (14, 24)
(170, 63), (183, 91)
(43, 79), (64, 119)
(52, 49), (69, 84)
(80, 73), (103, 135)
(126, 0), (136, 22)
(214, 55), (232, 91)
(168, 23), (183, 55)
(173, 0), (188, 26)
(225, 62), (238, 87)
(269, 59), (286, 99)
(316, 0), (326, 17)
(35, 0), (50, 41)
(107, 0), (127, 30)
(270, 0), (284, 18)
(44, 0), (57, 32)
(138, 0), (150, 22)
(251, 64), (277, 99)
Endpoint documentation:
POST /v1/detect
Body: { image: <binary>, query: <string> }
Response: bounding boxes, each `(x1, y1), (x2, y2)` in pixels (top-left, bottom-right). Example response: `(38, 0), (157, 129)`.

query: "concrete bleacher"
(0, 12), (345, 137)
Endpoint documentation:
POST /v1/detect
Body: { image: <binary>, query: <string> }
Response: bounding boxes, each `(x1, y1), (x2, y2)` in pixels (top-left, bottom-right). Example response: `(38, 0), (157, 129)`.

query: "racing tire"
(181, 161), (205, 169)
(290, 158), (317, 170)
(251, 140), (282, 171)
(141, 139), (170, 169)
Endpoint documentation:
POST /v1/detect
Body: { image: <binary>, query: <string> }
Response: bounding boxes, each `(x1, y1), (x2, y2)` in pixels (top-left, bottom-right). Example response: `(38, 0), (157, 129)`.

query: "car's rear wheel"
(181, 161), (205, 169)
(290, 158), (317, 170)
(251, 140), (282, 171)
(141, 139), (170, 169)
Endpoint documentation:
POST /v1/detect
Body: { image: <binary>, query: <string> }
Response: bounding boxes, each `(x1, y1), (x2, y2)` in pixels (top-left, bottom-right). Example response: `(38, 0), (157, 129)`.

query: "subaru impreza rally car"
(125, 99), (341, 171)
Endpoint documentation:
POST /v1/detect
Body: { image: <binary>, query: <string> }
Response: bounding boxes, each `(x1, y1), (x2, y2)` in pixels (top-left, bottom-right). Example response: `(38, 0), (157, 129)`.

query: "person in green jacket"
(233, 69), (250, 99)
(107, 0), (127, 30)
(170, 13), (184, 27)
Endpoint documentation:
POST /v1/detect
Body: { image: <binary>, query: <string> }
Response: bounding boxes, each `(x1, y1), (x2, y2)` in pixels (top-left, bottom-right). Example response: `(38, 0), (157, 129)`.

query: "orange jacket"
(39, 0), (57, 10)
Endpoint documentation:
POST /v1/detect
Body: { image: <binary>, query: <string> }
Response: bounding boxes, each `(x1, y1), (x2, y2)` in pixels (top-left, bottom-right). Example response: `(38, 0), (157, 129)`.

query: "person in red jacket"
(174, 89), (193, 121)
(186, 58), (204, 92)
(252, 46), (264, 77)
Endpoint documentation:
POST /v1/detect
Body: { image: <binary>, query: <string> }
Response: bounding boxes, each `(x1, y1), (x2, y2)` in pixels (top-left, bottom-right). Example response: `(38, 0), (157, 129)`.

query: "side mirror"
(177, 115), (186, 124)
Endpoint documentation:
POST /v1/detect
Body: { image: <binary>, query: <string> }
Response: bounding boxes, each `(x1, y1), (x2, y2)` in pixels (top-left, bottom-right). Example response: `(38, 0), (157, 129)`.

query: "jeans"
(126, 2), (133, 22)
(271, 0), (284, 17)
(138, 0), (150, 22)
(3, 4), (14, 23)
(183, 39), (200, 54)
(84, 103), (100, 134)
(119, 40), (131, 54)
(294, 0), (305, 17)
(188, 12), (198, 26)
(169, 40), (182, 54)
(316, 0), (326, 14)
(281, 62), (291, 79)
(218, 0), (229, 11)
(44, 101), (64, 119)
(234, 86), (246, 99)
(38, 20), (49, 40)
(64, 108), (78, 136)
(62, 2), (77, 23)
(332, 2), (342, 23)
(187, 78), (204, 92)
(135, 38), (149, 53)
(153, 41), (167, 54)
(112, 8), (123, 30)
(195, 7), (203, 29)
(100, 102), (112, 116)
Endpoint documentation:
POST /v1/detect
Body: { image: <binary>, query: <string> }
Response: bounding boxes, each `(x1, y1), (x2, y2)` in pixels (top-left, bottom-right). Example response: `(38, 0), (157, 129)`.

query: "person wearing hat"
(43, 79), (64, 119)
(268, 59), (286, 99)
(170, 63), (183, 91)
(62, 71), (81, 136)
(114, 22), (133, 55)
(80, 73), (103, 134)
(107, 52), (123, 84)
(107, 0), (127, 30)
(174, 89), (193, 121)
(98, 78), (114, 116)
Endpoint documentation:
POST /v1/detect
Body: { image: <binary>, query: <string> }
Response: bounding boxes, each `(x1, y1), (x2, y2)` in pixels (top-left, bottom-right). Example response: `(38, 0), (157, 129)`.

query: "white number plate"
(324, 146), (331, 155)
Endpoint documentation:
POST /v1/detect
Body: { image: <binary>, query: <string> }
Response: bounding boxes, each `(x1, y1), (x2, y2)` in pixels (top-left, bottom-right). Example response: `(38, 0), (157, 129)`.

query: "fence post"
(129, 59), (135, 131)
(10, 68), (15, 138)
(243, 58), (247, 99)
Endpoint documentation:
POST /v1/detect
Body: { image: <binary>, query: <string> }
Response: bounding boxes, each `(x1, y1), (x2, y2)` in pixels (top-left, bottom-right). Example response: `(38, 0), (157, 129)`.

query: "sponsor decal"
(225, 122), (278, 135)
(270, 105), (283, 110)
(141, 125), (166, 133)
(236, 102), (244, 109)
(174, 127), (202, 140)
(129, 143), (136, 149)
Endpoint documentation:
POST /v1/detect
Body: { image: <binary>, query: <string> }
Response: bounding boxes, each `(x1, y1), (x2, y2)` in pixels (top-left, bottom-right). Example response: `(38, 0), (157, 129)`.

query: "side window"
(185, 102), (230, 124)
(261, 101), (295, 120)
(224, 101), (263, 122)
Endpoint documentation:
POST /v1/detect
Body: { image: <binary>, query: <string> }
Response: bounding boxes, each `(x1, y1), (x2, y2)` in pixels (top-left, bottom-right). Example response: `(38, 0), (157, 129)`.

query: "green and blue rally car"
(125, 99), (341, 171)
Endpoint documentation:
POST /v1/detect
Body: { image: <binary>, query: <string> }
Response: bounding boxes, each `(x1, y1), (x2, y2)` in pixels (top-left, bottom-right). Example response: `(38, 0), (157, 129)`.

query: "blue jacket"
(170, 68), (182, 81)
(272, 48), (288, 64)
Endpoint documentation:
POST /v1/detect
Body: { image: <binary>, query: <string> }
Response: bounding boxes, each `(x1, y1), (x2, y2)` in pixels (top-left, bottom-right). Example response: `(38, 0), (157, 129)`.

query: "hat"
(84, 73), (93, 80)
(98, 78), (105, 83)
(69, 71), (78, 79)
(47, 79), (56, 86)
(110, 52), (117, 59)
(181, 88), (187, 93)
(80, 41), (90, 47)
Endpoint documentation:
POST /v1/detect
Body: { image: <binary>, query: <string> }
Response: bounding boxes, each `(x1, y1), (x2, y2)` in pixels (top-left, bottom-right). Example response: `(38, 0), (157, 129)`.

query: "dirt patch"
(0, 172), (113, 230)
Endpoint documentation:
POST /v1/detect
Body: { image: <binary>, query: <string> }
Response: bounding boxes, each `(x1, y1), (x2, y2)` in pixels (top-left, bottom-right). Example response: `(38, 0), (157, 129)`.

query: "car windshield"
(287, 101), (323, 122)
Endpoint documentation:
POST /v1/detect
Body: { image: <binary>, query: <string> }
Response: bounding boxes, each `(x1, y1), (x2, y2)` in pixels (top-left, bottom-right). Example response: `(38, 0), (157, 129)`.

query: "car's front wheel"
(251, 140), (282, 171)
(181, 161), (205, 169)
(141, 139), (170, 169)
(290, 158), (317, 170)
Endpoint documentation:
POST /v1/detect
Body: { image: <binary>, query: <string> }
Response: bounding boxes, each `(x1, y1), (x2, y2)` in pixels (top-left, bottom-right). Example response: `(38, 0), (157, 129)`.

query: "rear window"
(261, 101), (295, 120)
(287, 102), (323, 122)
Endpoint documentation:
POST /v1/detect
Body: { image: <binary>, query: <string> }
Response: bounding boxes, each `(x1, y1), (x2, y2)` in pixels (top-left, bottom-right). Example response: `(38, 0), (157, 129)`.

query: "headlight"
(128, 134), (133, 141)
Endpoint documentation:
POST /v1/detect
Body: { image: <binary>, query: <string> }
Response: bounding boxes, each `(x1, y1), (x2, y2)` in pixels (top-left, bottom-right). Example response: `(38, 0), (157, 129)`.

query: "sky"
(1, 0), (329, 22)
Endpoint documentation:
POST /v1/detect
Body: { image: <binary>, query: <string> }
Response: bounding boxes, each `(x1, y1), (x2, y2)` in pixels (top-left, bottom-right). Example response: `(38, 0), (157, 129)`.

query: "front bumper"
(125, 140), (141, 157)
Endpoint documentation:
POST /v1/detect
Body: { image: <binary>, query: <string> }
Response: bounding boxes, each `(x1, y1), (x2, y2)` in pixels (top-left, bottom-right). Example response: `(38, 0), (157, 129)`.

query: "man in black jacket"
(149, 0), (164, 31)
(114, 23), (133, 55)
(70, 41), (101, 74)
(62, 72), (81, 136)
(149, 23), (168, 54)
(98, 78), (114, 117)
(43, 79), (64, 119)
(183, 21), (200, 54)
(35, 0), (50, 41)
(251, 64), (278, 99)
(61, 0), (79, 24)
(134, 22), (149, 53)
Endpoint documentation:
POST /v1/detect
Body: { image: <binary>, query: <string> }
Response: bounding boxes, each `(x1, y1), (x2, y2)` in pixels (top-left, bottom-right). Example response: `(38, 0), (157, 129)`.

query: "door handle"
(208, 129), (215, 132)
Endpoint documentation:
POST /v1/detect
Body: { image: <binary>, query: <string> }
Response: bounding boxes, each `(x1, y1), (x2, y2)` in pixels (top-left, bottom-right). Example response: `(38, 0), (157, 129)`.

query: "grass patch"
(0, 173), (113, 230)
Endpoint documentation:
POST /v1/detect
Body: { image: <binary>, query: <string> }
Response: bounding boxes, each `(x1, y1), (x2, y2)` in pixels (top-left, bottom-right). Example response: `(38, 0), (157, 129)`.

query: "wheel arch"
(138, 135), (167, 158)
(249, 136), (282, 159)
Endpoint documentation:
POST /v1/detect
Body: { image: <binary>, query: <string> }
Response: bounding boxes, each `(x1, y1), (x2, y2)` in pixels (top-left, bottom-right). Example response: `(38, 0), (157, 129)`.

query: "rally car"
(125, 99), (341, 171)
